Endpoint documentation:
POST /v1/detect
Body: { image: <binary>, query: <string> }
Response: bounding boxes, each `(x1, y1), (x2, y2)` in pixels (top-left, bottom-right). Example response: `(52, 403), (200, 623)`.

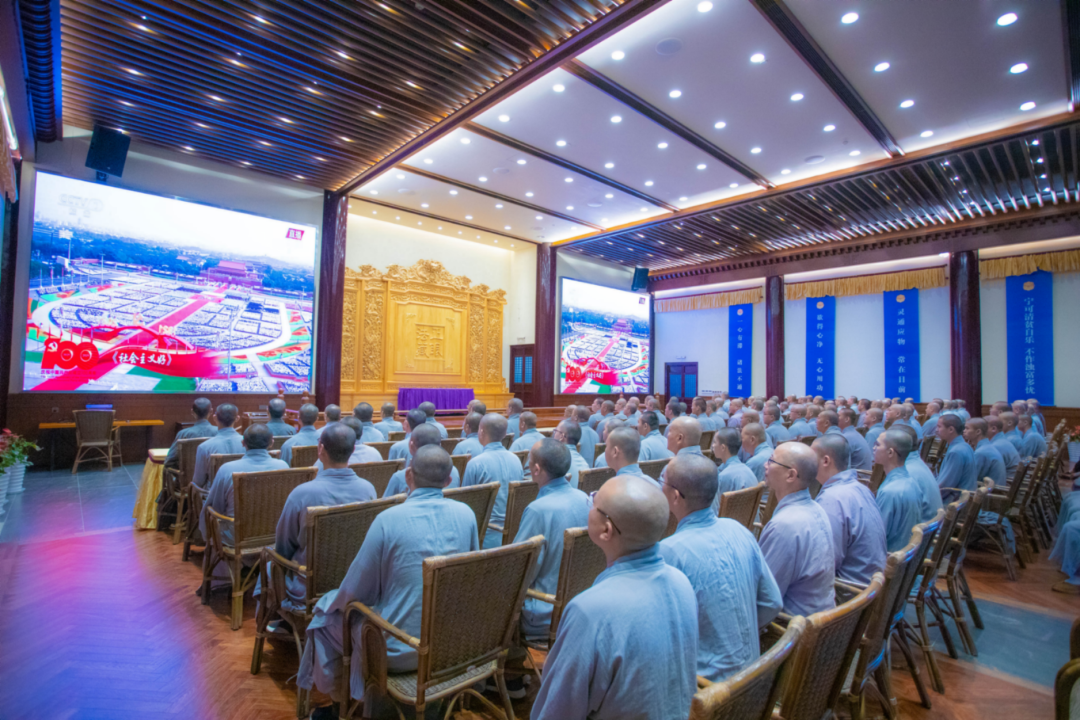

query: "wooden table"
(37, 420), (166, 471)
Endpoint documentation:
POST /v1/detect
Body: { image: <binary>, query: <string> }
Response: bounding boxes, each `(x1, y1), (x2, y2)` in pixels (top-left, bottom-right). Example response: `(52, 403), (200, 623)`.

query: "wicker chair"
(348, 459), (405, 498)
(753, 490), (778, 538)
(855, 464), (886, 496)
(971, 460), (1029, 580)
(446, 426), (462, 439)
(1014, 451), (1051, 566)
(201, 467), (318, 630)
(511, 450), (530, 469)
(439, 438), (459, 454)
(578, 466), (616, 495)
(719, 483), (766, 530)
(364, 441), (395, 461)
(271, 436), (290, 451)
(451, 454), (470, 480)
(253, 495), (405, 675)
(523, 527), (607, 655)
(181, 452), (244, 561)
(700, 430), (715, 451)
(290, 443), (320, 469)
(640, 458), (671, 480)
(840, 528), (926, 720)
(594, 442), (606, 461)
(691, 617), (806, 720)
(341, 536), (544, 720)
(161, 437), (210, 541)
(799, 436), (816, 447)
(388, 431), (406, 442)
(71, 409), (119, 473)
(490, 480), (540, 545)
(773, 573), (884, 720)
(500, 435), (513, 450)
(443, 482), (500, 546)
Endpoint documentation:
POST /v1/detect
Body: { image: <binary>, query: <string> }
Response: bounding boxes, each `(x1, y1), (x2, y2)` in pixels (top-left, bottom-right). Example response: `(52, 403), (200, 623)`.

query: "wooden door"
(665, 362), (698, 401)
(510, 344), (536, 407)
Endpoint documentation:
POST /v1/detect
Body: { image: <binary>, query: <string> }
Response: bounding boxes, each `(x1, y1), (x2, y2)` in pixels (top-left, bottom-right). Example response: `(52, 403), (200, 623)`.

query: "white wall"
(346, 213), (535, 381)
(919, 287), (952, 401)
(981, 272), (1080, 406)
(10, 129), (324, 391)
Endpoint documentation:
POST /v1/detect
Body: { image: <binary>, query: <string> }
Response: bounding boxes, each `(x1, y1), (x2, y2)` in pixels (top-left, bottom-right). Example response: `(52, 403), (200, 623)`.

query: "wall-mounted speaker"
(85, 125), (131, 178)
(631, 266), (649, 292)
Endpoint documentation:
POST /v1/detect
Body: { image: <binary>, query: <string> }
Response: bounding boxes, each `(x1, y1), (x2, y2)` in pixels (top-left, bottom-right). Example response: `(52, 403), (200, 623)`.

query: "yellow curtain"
(979, 248), (1080, 279)
(654, 286), (764, 313)
(785, 267), (947, 301)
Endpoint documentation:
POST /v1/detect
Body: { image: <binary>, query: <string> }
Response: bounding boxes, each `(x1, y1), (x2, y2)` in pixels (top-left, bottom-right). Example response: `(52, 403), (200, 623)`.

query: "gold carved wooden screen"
(340, 260), (510, 407)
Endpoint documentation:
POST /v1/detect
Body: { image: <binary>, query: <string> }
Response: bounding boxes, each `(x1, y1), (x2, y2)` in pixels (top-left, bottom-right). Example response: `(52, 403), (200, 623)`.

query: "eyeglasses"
(588, 491), (622, 534)
(659, 476), (684, 498)
(766, 457), (793, 471)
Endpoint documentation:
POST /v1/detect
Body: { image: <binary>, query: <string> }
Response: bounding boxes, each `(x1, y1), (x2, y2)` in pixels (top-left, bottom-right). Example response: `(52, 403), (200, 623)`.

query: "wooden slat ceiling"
(43, 0), (630, 189)
(566, 118), (1080, 276)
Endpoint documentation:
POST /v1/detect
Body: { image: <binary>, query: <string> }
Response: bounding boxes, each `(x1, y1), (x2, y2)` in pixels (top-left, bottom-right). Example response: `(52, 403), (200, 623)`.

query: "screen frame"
(20, 170), (320, 394)
(557, 276), (653, 396)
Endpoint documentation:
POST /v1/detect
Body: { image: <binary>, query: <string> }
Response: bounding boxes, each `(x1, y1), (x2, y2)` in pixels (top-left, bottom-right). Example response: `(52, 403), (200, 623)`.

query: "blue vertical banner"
(805, 296), (836, 398)
(1006, 270), (1054, 405)
(728, 303), (753, 396)
(884, 289), (921, 399)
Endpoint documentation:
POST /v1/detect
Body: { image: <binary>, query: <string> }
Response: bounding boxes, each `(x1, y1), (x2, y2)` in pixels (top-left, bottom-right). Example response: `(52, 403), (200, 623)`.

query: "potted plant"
(0, 429), (40, 496)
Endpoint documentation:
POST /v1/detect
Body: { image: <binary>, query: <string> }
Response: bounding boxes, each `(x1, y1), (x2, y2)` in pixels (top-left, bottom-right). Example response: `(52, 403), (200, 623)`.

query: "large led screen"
(23, 173), (317, 393)
(559, 278), (651, 394)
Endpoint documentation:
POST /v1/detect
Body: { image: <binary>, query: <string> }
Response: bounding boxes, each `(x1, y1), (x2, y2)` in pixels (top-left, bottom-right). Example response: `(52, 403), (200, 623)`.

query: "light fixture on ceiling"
(182, 145), (195, 152)
(314, 156), (326, 162)
(564, 177), (573, 183)
(567, 205), (575, 210)
(126, 68), (143, 76)
(423, 158), (433, 164)
(1032, 139), (1040, 145)
(504, 226), (511, 230)
(696, 163), (707, 169)
(495, 203), (503, 208)
(605, 162), (615, 168)
(479, 176), (488, 182)
(669, 89), (682, 98)
(449, 190), (458, 195)
(1020, 101), (1036, 111)
(421, 203), (429, 208)
(790, 93), (804, 101)
(556, 139), (567, 147)
(396, 173), (405, 179)
(465, 215), (473, 219)
(1010, 62), (1028, 74)
(841, 12), (858, 24)
(498, 114), (510, 122)
(259, 140), (272, 146)
(516, 159), (526, 165)
(730, 182), (739, 188)
(679, 196), (688, 201)
(997, 12), (1018, 26)
(645, 180), (654, 186)
(714, 121), (727, 129)
(849, 150), (861, 156)
(611, 115), (622, 123)
(920, 130), (934, 137)
(612, 50), (625, 60)
(657, 142), (669, 149)
(874, 62), (890, 72)
(340, 136), (353, 142)
(418, 222), (422, 226)
(536, 215), (543, 220)
(240, 161), (251, 166)
(336, 50), (351, 60)
(750, 53), (765, 63)
(900, 99), (914, 108)
(781, 168), (791, 175)
(460, 137), (471, 144)
(640, 207), (648, 212)
(823, 124), (836, 132)
(553, 83), (565, 92)
(750, 147), (762, 154)
(605, 193), (614, 198)
(697, 1), (712, 12)
(369, 190), (378, 195)
(526, 192), (535, 197)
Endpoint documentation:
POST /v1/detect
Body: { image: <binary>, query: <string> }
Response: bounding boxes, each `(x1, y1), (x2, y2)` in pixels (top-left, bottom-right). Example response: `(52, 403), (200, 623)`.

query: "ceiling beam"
(563, 60), (770, 186)
(1064, 0), (1080, 110)
(16, 0), (62, 142)
(751, 0), (902, 157)
(465, 121), (679, 211)
(337, 0), (673, 195)
(398, 165), (603, 229)
(355, 197), (539, 244)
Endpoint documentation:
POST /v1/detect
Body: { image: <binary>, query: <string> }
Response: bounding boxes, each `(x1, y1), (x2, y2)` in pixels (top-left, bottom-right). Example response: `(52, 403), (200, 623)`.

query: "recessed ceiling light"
(823, 124), (836, 132)
(640, 208), (648, 212)
(997, 12), (1018, 26)
(498, 114), (510, 122)
(874, 62), (890, 72)
(460, 137), (471, 144)
(920, 130), (934, 138)
(126, 68), (143, 76)
(495, 203), (503, 208)
(567, 205), (575, 210)
(611, 115), (622, 123)
(1010, 62), (1028, 74)
(781, 168), (791, 175)
(900, 99), (915, 108)
(841, 12), (858, 24)
(395, 216), (400, 220)
(849, 150), (861, 157)
(370, 190), (378, 195)
(657, 142), (669, 150)
(714, 121), (727, 129)
(605, 193), (614, 199)
(504, 226), (511, 230)
(645, 180), (654, 186)
(340, 136), (353, 142)
(612, 50), (625, 60)
(669, 89), (682, 98)
(750, 53), (765, 63)
(696, 163), (707, 169)
(336, 50), (351, 60)
(604, 162), (615, 169)
(1020, 101), (1036, 111)
(479, 176), (488, 182)
(396, 173), (405, 179)
(438, 226), (443, 230)
(553, 84), (565, 92)
(423, 158), (433, 164)
(535, 215), (543, 220)
(240, 161), (251, 166)
(750, 147), (762, 154)
(790, 93), (804, 102)
(449, 190), (458, 195)
(421, 203), (429, 208)
(516, 159), (526, 165)
(279, 117), (294, 124)
(417, 222), (422, 226)
(556, 140), (567, 147)
(526, 192), (534, 197)
(314, 156), (326, 162)
(182, 145), (195, 152)
(730, 183), (739, 188)
(564, 177), (573, 183)
(465, 215), (473, 219)
(697, 1), (713, 11)
(679, 196), (688, 201)
(209, 95), (225, 102)
(1032, 139), (1040, 145)
(259, 140), (272, 146)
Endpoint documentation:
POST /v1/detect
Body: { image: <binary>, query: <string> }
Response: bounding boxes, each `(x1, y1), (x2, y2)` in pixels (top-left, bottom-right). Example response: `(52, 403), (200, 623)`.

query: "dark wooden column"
(765, 275), (785, 399)
(314, 191), (348, 407)
(534, 242), (558, 407)
(949, 250), (982, 414)
(0, 163), (20, 429)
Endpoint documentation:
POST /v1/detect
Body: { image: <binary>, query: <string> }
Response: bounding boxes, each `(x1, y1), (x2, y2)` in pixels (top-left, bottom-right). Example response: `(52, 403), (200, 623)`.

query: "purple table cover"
(397, 387), (475, 411)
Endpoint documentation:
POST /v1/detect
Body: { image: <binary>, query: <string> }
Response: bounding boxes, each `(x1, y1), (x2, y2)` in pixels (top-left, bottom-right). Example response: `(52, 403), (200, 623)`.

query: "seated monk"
(280, 403), (320, 466)
(382, 423), (460, 497)
(372, 402), (403, 439)
(164, 397), (217, 469)
(202, 423), (289, 545)
(191, 404), (245, 490)
(461, 413), (524, 549)
(265, 398), (297, 437)
(314, 417), (381, 469)
(453, 412), (485, 458)
(389, 410), (427, 467)
(351, 402), (385, 443)
(315, 404), (341, 438)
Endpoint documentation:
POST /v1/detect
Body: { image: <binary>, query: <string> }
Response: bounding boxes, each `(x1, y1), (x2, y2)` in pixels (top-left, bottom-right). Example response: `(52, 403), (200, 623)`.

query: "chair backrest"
(443, 482), (500, 546)
(500, 480), (541, 545)
(867, 463), (886, 495)
(73, 410), (114, 444)
(232, 467), (317, 549)
(800, 436), (816, 446)
(209, 453), (244, 483)
(916, 495), (967, 597)
(578, 466), (616, 495)
(639, 458), (670, 480)
(689, 617), (807, 720)
(945, 482), (990, 579)
(755, 490), (779, 537)
(271, 436), (289, 451)
(176, 437), (211, 489)
(306, 495), (404, 604)
(594, 442), (606, 460)
(778, 573), (884, 720)
(548, 527), (608, 646)
(719, 483), (766, 530)
(511, 450), (530, 468)
(1018, 451), (1050, 513)
(417, 536), (543, 700)
(446, 427), (462, 439)
(348, 459), (405, 497)
(700, 429), (715, 451)
(389, 431), (406, 441)
(365, 441), (396, 461)
(290, 443), (320, 469)
(993, 459), (1030, 520)
(500, 435), (513, 450)
(439, 438), (458, 454)
(451, 454), (470, 480)
(662, 512), (679, 539)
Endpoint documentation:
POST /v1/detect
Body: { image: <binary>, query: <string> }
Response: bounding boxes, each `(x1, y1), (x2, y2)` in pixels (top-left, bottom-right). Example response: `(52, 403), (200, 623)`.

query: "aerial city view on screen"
(559, 278), (651, 394)
(22, 174), (317, 393)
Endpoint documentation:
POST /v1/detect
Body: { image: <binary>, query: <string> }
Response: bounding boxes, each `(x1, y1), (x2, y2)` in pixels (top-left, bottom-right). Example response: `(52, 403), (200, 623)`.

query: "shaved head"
(607, 426), (641, 463)
(668, 416), (702, 448)
(299, 403), (319, 426)
(812, 433), (850, 471)
(594, 475), (670, 553)
(410, 445), (453, 488)
(480, 413), (509, 442)
(665, 453), (719, 511)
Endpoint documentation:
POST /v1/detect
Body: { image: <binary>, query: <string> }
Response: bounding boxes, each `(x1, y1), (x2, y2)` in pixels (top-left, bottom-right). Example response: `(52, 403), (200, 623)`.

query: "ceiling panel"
(471, 67), (752, 208)
(354, 168), (583, 243)
(396, 126), (667, 229)
(348, 198), (525, 250)
(577, 0), (887, 185)
(785, 0), (1070, 153)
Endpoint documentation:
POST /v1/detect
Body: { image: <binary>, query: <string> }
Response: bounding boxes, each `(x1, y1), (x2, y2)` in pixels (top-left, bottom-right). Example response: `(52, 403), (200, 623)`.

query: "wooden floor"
(0, 464), (1073, 719)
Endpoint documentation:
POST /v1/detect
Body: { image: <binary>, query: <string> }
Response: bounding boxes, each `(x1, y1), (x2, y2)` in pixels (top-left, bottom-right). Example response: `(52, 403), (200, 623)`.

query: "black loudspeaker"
(631, 266), (649, 291)
(85, 125), (131, 177)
